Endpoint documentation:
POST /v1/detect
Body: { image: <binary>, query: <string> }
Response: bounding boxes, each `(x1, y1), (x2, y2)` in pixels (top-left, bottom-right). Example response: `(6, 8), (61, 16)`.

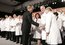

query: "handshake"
(31, 24), (45, 33)
(35, 24), (45, 33)
(35, 24), (45, 31)
(38, 24), (45, 30)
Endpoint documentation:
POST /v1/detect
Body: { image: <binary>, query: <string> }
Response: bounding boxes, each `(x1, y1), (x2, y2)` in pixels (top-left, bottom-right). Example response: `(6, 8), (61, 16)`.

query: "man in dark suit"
(22, 5), (39, 45)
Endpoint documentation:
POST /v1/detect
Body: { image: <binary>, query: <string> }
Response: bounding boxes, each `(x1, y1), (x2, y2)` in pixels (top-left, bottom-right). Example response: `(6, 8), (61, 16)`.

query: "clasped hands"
(37, 24), (45, 30)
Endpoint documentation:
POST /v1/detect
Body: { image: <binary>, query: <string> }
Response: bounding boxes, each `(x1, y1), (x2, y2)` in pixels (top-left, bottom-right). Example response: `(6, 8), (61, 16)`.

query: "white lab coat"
(4, 18), (10, 32)
(33, 18), (41, 39)
(10, 18), (16, 32)
(15, 18), (22, 36)
(0, 20), (5, 31)
(46, 12), (62, 44)
(58, 12), (65, 31)
(58, 12), (65, 21)
(57, 17), (63, 31)
(41, 12), (47, 40)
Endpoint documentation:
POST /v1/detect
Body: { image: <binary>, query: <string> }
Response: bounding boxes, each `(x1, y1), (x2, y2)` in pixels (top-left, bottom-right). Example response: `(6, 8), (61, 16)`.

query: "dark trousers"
(0, 30), (1, 36)
(9, 32), (11, 40)
(16, 36), (19, 43)
(16, 35), (23, 44)
(22, 33), (31, 45)
(6, 31), (10, 40)
(11, 32), (16, 42)
(63, 36), (65, 45)
(20, 35), (22, 44)
(61, 27), (65, 45)
(28, 35), (32, 45)
(1, 31), (6, 38)
(42, 40), (47, 45)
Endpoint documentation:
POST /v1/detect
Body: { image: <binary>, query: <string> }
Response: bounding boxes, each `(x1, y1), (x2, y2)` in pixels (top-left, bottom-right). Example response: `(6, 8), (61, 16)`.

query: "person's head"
(40, 5), (45, 12)
(9, 16), (12, 19)
(35, 13), (41, 19)
(45, 7), (52, 13)
(27, 5), (34, 13)
(5, 15), (8, 18)
(13, 14), (17, 18)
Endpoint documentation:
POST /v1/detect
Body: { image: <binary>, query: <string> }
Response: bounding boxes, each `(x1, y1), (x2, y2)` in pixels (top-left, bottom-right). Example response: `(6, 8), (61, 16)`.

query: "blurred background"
(0, 0), (65, 17)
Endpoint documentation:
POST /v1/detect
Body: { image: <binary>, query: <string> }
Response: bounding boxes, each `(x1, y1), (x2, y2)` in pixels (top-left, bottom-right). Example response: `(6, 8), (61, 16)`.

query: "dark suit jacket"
(22, 11), (39, 34)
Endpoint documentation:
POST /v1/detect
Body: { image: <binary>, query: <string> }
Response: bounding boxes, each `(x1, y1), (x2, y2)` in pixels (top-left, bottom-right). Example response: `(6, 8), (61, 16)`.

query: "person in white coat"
(41, 10), (48, 45)
(4, 15), (11, 40)
(40, 5), (45, 15)
(0, 18), (6, 38)
(32, 13), (41, 45)
(45, 7), (62, 45)
(57, 10), (65, 45)
(8, 16), (13, 40)
(4, 15), (9, 39)
(15, 15), (23, 44)
(10, 14), (17, 42)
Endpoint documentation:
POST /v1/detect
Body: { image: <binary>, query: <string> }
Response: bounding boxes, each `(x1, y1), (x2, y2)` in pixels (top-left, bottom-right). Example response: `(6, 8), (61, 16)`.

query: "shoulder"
(48, 12), (54, 17)
(23, 11), (30, 15)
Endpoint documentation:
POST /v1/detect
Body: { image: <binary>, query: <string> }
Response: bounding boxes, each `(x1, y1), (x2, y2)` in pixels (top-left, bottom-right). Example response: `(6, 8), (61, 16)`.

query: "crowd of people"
(0, 5), (65, 45)
(31, 6), (65, 45)
(0, 14), (23, 44)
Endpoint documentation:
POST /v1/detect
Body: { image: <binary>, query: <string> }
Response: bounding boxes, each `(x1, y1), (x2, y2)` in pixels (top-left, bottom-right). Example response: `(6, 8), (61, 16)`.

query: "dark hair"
(53, 12), (58, 16)
(54, 12), (58, 20)
(35, 13), (41, 18)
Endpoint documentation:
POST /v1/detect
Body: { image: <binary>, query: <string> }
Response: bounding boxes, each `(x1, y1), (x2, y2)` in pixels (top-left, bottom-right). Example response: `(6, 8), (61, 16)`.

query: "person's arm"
(27, 13), (39, 27)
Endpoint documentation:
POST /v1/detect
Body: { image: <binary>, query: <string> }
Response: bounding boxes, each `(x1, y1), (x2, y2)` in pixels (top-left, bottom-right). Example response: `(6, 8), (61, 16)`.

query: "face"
(9, 16), (12, 19)
(36, 14), (39, 19)
(13, 14), (17, 18)
(44, 10), (49, 13)
(27, 6), (34, 12)
(40, 6), (45, 12)
(5, 15), (8, 18)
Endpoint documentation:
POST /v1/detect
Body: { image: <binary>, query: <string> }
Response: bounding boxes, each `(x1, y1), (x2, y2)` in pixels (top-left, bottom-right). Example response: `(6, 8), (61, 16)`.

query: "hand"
(42, 27), (45, 30)
(39, 26), (43, 30)
(39, 24), (45, 30)
(46, 32), (49, 36)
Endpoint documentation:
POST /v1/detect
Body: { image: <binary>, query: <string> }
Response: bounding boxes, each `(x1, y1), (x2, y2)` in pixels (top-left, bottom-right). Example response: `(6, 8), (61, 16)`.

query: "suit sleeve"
(27, 14), (39, 27)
